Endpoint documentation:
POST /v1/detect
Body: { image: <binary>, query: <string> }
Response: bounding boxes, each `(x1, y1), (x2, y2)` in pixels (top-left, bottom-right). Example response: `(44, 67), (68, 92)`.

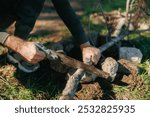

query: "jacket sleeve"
(51, 0), (88, 45)
(15, 0), (45, 39)
(0, 32), (10, 44)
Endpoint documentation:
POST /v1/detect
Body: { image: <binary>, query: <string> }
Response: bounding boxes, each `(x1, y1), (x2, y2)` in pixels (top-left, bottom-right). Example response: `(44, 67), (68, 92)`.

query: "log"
(56, 52), (109, 79)
(36, 42), (109, 78)
(59, 32), (129, 100)
(59, 29), (149, 100)
(59, 69), (84, 100)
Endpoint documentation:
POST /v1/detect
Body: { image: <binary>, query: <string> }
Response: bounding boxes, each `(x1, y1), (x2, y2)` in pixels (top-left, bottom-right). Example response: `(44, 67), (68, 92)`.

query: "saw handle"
(35, 43), (58, 61)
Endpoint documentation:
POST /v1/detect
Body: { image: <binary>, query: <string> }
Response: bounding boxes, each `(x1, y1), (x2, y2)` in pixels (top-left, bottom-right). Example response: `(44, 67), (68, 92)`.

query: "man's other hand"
(4, 35), (46, 64)
(80, 42), (101, 65)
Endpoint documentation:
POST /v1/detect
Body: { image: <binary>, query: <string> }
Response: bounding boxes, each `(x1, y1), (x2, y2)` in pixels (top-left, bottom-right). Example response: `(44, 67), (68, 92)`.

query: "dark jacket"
(0, 0), (88, 45)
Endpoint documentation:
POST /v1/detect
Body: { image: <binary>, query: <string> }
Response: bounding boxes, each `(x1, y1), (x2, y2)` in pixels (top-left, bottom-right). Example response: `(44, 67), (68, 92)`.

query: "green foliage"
(127, 33), (150, 60)
(100, 0), (126, 11)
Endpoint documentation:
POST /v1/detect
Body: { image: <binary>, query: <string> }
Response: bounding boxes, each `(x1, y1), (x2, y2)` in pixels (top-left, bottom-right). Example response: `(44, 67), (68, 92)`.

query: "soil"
(73, 58), (146, 100)
(74, 59), (146, 100)
(0, 1), (147, 100)
(75, 82), (103, 100)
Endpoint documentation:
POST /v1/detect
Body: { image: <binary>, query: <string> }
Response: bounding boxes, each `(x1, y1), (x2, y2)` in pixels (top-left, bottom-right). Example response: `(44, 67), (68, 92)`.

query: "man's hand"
(16, 42), (46, 64)
(80, 42), (101, 65)
(4, 35), (46, 64)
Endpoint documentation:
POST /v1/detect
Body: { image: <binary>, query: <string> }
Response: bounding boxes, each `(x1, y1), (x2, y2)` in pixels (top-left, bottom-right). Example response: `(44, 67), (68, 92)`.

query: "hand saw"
(35, 43), (109, 79)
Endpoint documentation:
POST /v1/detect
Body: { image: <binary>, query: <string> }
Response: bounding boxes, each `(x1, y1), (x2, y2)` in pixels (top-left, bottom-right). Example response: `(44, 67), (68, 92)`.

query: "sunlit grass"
(0, 0), (149, 100)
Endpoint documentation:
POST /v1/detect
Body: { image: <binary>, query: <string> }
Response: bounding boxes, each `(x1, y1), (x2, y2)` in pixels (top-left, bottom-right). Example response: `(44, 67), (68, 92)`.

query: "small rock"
(101, 57), (118, 82)
(119, 47), (143, 64)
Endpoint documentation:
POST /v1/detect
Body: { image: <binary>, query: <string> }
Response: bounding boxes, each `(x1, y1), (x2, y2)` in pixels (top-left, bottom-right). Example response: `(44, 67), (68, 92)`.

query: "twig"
(59, 32), (128, 100)
(0, 76), (10, 85)
(126, 0), (130, 22)
(98, 0), (112, 41)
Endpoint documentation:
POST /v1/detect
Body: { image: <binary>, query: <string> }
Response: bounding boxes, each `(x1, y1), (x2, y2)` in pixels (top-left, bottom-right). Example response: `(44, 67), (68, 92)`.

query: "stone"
(119, 47), (143, 64)
(101, 57), (118, 82)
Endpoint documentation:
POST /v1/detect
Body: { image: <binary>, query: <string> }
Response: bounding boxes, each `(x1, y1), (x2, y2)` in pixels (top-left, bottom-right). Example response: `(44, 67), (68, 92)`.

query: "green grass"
(100, 0), (126, 11)
(139, 60), (150, 99)
(127, 33), (150, 60)
(80, 0), (150, 100)
(0, 0), (150, 100)
(80, 0), (126, 15)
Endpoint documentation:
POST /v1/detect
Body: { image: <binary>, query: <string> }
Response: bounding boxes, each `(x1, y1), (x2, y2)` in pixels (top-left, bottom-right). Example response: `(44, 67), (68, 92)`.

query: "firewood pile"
(46, 0), (149, 100)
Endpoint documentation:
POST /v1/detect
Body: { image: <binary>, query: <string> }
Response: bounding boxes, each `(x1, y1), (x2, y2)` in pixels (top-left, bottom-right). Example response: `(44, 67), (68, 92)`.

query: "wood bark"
(59, 29), (149, 100)
(59, 69), (84, 100)
(56, 52), (109, 79)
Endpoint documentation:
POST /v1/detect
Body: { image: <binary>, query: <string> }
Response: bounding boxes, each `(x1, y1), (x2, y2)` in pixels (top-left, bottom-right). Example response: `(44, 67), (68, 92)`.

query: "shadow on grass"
(30, 30), (56, 38)
(95, 78), (116, 100)
(0, 53), (7, 66)
(128, 35), (150, 60)
(14, 60), (67, 100)
(1, 34), (149, 100)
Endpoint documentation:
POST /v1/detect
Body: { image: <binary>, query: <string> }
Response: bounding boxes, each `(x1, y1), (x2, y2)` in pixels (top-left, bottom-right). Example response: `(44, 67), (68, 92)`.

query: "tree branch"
(59, 29), (149, 100)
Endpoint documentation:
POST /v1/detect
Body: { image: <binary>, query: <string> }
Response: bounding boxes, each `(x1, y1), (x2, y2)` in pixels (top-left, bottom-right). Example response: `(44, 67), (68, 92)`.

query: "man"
(0, 0), (100, 73)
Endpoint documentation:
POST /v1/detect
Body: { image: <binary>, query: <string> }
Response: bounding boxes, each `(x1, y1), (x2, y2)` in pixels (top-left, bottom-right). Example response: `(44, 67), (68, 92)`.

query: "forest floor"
(0, 0), (150, 100)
